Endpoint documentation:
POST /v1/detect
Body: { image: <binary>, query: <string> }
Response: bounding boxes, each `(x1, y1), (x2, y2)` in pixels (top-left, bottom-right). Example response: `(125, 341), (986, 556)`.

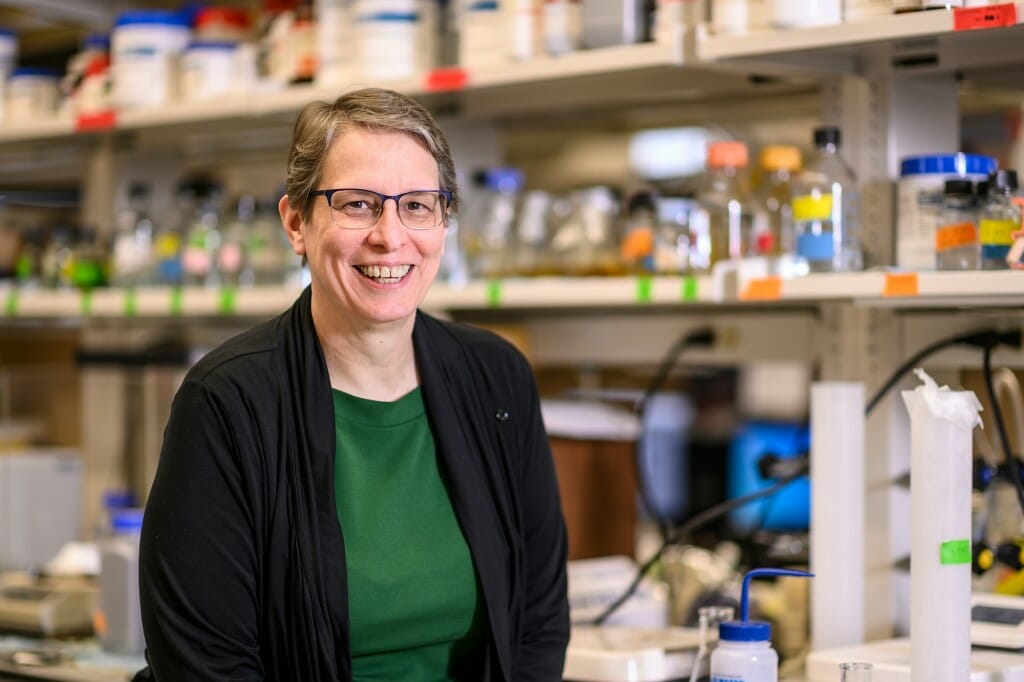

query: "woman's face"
(283, 127), (446, 329)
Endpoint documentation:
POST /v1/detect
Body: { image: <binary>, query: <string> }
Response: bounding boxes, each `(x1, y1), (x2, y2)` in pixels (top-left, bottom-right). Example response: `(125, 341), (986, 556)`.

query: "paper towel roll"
(810, 382), (865, 650)
(902, 369), (982, 682)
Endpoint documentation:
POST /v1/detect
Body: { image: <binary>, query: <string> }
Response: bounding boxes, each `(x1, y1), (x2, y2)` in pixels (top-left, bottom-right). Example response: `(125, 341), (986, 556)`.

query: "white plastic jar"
(768, 0), (840, 28)
(897, 153), (996, 270)
(6, 67), (60, 123)
(179, 41), (237, 101)
(712, 0), (769, 35)
(111, 10), (190, 110)
(709, 621), (779, 682)
(0, 29), (15, 123)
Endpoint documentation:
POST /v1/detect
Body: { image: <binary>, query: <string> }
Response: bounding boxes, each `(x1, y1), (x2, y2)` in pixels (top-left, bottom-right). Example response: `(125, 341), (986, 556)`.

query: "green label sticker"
(80, 290), (93, 316)
(486, 280), (502, 308)
(940, 539), (971, 565)
(635, 276), (652, 303)
(123, 288), (137, 317)
(5, 290), (18, 317)
(169, 287), (184, 316)
(682, 277), (698, 301)
(218, 287), (237, 315)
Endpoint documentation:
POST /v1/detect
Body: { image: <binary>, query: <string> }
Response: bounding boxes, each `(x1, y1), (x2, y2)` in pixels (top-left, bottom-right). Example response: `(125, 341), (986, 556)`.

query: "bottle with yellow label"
(979, 169), (1020, 270)
(935, 179), (979, 271)
(791, 127), (862, 273)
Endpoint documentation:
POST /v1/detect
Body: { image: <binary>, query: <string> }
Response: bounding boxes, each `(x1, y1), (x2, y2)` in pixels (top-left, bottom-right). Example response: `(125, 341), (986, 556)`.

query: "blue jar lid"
(486, 168), (524, 193)
(114, 10), (191, 28)
(900, 153), (997, 178)
(10, 67), (60, 79)
(187, 40), (237, 51)
(111, 508), (145, 533)
(103, 489), (137, 510)
(83, 33), (110, 50)
(720, 620), (771, 642)
(0, 29), (16, 39)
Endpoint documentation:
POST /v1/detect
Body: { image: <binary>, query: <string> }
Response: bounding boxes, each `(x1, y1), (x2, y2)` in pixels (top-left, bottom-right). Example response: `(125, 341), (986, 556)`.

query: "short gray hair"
(285, 88), (458, 222)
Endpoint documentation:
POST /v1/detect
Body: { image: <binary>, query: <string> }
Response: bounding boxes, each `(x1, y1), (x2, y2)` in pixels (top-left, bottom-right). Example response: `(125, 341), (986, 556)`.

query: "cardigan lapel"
(413, 312), (513, 682)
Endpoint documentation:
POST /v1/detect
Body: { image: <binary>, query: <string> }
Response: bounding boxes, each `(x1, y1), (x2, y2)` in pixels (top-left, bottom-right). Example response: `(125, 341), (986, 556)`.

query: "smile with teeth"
(356, 264), (412, 283)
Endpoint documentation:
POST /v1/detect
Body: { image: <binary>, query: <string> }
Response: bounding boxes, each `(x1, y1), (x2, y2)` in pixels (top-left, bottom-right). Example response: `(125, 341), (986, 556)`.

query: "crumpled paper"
(907, 367), (984, 431)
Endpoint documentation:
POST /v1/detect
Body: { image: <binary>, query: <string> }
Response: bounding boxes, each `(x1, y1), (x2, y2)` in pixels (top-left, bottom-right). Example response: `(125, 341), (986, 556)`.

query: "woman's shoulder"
(184, 316), (283, 391)
(415, 311), (527, 366)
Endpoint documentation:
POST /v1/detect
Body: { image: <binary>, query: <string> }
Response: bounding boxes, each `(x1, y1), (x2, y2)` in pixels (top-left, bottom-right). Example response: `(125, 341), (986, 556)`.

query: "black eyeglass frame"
(309, 188), (453, 230)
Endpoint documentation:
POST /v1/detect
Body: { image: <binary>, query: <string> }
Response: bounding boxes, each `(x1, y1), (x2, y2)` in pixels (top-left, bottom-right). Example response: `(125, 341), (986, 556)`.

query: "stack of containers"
(356, 0), (437, 81)
(111, 10), (191, 110)
(6, 68), (60, 123)
(896, 153), (997, 271)
(317, 0), (355, 86)
(180, 6), (254, 101)
(460, 0), (508, 70)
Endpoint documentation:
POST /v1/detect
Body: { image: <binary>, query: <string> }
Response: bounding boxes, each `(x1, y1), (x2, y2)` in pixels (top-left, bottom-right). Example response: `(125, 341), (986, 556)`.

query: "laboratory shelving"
(2, 270), (1020, 321)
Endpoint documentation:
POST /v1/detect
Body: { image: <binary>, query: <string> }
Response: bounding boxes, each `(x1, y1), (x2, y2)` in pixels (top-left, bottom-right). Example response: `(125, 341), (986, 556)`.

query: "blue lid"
(0, 29), (16, 39)
(356, 12), (420, 22)
(83, 33), (110, 50)
(10, 67), (60, 78)
(719, 568), (814, 643)
(900, 153), (997, 178)
(111, 508), (145, 533)
(114, 10), (191, 28)
(720, 620), (772, 642)
(186, 40), (237, 51)
(103, 489), (137, 510)
(486, 168), (524, 193)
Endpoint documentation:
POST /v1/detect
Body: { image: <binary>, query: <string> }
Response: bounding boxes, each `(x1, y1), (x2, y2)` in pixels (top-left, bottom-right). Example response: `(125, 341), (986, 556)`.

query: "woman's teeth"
(357, 264), (411, 282)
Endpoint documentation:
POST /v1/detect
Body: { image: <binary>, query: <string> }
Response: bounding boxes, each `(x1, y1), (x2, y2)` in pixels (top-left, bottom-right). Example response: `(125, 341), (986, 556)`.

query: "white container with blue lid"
(7, 66), (61, 122)
(897, 152), (997, 270)
(111, 9), (190, 109)
(710, 568), (813, 682)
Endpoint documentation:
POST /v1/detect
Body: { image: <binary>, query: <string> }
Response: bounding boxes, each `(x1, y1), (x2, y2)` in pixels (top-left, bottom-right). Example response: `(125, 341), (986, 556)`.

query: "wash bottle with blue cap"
(710, 568), (813, 682)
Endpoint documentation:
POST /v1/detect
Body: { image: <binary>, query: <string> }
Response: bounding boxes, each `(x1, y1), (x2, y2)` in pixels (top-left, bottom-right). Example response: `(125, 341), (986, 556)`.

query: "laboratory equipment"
(564, 626), (702, 681)
(0, 573), (96, 637)
(97, 508), (144, 655)
(806, 639), (1024, 681)
(689, 605), (735, 682)
(0, 450), (83, 573)
(970, 592), (1024, 650)
(980, 169), (1020, 270)
(840, 662), (873, 682)
(709, 568), (813, 682)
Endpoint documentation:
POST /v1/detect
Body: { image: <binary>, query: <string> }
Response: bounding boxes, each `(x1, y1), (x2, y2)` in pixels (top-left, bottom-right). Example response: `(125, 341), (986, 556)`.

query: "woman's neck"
(311, 298), (419, 402)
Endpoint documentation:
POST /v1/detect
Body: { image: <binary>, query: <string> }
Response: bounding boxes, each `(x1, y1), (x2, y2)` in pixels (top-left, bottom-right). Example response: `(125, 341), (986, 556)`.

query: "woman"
(138, 87), (570, 681)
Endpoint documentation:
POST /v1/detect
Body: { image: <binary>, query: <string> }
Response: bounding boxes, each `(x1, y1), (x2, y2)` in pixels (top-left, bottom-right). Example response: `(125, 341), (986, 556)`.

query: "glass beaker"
(690, 605), (736, 682)
(840, 661), (873, 681)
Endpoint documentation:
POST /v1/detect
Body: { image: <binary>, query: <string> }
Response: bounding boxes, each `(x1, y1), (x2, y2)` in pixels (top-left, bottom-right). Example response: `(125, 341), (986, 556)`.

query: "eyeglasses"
(310, 188), (452, 230)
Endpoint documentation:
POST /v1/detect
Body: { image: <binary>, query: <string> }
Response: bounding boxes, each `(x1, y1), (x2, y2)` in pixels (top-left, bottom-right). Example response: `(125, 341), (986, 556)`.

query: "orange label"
(621, 228), (654, 260)
(935, 222), (978, 252)
(884, 272), (919, 298)
(953, 4), (1017, 30)
(741, 277), (782, 301)
(75, 110), (117, 132)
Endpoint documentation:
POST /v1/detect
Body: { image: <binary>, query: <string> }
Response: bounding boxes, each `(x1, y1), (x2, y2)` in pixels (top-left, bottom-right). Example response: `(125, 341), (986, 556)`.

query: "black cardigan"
(138, 287), (570, 681)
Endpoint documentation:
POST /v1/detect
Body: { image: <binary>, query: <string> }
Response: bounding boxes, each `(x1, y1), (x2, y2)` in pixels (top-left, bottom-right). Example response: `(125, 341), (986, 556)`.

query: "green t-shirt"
(332, 387), (486, 681)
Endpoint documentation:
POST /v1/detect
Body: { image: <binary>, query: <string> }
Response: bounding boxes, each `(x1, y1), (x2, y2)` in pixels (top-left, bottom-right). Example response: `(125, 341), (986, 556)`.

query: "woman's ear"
(279, 194), (306, 257)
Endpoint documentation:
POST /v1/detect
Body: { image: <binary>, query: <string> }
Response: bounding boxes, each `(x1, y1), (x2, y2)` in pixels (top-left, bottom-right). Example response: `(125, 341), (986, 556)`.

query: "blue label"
(797, 232), (835, 262)
(981, 245), (1010, 261)
(710, 676), (744, 682)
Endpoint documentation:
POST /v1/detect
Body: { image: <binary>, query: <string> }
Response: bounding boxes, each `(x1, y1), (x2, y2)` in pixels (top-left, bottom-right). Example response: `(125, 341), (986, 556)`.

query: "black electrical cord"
(865, 329), (1021, 416)
(633, 327), (716, 540)
(982, 343), (1024, 515)
(588, 460), (809, 626)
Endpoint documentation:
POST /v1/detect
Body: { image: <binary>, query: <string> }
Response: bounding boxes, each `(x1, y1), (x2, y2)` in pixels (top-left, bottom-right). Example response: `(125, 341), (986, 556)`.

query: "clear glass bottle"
(153, 185), (190, 286)
(792, 126), (862, 273)
(110, 182), (155, 287)
(620, 189), (659, 274)
(464, 168), (523, 279)
(181, 182), (224, 287)
(840, 662), (873, 682)
(218, 196), (250, 288)
(979, 169), (1020, 270)
(247, 197), (289, 286)
(935, 179), (979, 271)
(691, 140), (754, 273)
(755, 145), (801, 259)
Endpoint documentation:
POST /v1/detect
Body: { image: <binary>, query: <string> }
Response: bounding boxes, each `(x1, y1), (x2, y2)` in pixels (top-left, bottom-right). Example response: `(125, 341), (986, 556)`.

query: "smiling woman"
(136, 88), (570, 682)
